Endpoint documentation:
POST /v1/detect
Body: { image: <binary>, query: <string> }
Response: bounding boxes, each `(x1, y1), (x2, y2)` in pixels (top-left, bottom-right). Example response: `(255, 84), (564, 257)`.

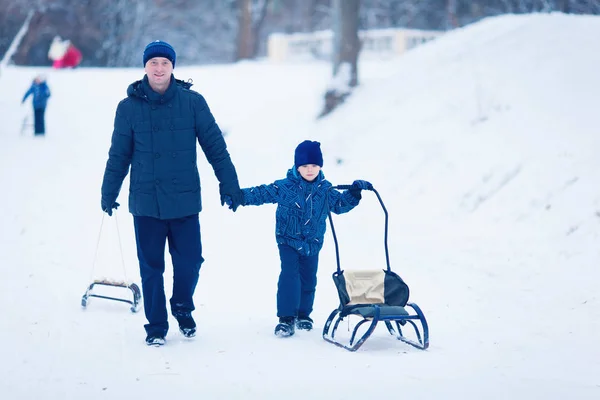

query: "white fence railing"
(267, 28), (443, 62)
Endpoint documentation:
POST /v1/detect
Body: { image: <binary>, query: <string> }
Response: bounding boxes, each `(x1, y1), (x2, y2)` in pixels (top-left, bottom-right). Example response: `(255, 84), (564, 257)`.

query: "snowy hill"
(0, 13), (598, 400)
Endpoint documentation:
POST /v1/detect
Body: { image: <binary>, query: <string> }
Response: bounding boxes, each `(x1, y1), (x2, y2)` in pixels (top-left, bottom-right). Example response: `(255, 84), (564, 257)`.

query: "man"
(101, 40), (243, 346)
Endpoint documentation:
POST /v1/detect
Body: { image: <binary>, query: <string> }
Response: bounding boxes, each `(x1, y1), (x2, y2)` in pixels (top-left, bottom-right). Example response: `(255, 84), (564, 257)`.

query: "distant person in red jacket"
(48, 36), (82, 69)
(59, 43), (82, 68)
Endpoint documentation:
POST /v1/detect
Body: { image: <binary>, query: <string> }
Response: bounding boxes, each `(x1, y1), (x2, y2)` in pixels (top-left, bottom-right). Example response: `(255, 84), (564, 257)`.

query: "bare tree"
(236, 0), (270, 61)
(3, 0), (600, 66)
(237, 0), (253, 60)
(319, 0), (361, 118)
(447, 0), (459, 28)
(0, 8), (34, 70)
(98, 0), (148, 67)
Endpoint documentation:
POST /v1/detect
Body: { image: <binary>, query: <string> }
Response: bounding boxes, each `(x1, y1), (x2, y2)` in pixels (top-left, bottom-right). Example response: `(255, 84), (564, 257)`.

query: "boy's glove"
(352, 180), (373, 190)
(348, 180), (372, 199)
(220, 190), (244, 212)
(101, 200), (120, 216)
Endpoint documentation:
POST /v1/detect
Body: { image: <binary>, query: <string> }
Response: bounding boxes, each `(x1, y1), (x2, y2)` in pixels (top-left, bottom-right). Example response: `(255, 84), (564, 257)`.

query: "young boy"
(21, 75), (51, 135)
(233, 140), (372, 337)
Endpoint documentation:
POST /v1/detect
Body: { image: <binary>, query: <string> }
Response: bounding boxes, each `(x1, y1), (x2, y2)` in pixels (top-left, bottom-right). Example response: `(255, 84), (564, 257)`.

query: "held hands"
(222, 195), (233, 209)
(220, 190), (244, 212)
(101, 200), (120, 216)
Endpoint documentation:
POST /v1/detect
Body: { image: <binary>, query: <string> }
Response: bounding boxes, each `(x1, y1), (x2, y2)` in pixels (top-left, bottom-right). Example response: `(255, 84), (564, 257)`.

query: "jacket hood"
(126, 74), (192, 102)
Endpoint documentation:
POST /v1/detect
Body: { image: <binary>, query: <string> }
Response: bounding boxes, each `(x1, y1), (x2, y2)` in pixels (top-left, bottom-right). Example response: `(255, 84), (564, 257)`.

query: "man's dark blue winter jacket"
(22, 81), (50, 109)
(101, 75), (239, 220)
(241, 168), (360, 256)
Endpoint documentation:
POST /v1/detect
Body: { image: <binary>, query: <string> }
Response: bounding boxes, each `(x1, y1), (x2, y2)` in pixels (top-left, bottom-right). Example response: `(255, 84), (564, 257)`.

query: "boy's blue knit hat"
(294, 140), (323, 168)
(143, 40), (176, 67)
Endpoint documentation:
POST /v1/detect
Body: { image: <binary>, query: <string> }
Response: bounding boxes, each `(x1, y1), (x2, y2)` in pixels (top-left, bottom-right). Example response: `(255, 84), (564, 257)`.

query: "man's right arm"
(101, 102), (133, 207)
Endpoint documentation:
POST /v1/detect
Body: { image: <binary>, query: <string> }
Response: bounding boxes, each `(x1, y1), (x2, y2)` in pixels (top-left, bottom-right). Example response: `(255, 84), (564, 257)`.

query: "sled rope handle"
(114, 213), (129, 281)
(89, 215), (105, 281)
(89, 213), (129, 282)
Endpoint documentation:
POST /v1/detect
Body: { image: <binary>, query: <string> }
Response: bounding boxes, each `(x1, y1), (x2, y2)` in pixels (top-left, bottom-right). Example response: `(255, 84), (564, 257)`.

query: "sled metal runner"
(323, 301), (429, 352)
(81, 279), (141, 313)
(322, 184), (430, 352)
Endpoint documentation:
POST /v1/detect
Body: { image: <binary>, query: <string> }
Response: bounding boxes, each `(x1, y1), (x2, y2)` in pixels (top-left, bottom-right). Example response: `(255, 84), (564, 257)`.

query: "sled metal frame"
(322, 185), (430, 352)
(21, 113), (33, 136)
(323, 301), (429, 352)
(81, 279), (141, 313)
(82, 213), (142, 313)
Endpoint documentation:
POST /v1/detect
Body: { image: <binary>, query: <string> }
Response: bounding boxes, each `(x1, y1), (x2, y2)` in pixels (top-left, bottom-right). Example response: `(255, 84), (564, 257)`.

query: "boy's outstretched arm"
(329, 180), (372, 214)
(241, 183), (280, 206)
(22, 86), (33, 103)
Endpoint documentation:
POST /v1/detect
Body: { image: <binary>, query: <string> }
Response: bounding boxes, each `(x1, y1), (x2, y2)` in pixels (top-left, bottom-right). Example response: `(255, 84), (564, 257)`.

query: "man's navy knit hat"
(294, 140), (323, 168)
(143, 40), (176, 67)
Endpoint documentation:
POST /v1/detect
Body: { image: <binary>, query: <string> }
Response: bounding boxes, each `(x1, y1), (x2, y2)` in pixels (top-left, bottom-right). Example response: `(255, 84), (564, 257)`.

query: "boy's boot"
(296, 316), (313, 331)
(274, 316), (296, 337)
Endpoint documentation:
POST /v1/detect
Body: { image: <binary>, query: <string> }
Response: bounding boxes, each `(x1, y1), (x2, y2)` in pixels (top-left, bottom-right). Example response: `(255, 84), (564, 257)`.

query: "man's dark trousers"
(133, 214), (204, 337)
(276, 244), (319, 318)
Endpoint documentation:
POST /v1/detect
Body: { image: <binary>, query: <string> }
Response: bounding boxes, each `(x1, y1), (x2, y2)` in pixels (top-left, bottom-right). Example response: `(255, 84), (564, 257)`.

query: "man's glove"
(101, 200), (120, 216)
(220, 190), (244, 212)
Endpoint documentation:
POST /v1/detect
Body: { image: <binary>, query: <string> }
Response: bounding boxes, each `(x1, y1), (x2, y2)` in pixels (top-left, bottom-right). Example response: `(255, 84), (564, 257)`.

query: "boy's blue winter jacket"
(241, 168), (360, 256)
(22, 82), (50, 109)
(101, 75), (239, 220)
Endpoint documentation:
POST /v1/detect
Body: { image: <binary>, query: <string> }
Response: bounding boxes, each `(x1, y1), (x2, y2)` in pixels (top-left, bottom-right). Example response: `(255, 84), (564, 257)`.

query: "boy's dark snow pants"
(277, 244), (319, 319)
(133, 214), (204, 337)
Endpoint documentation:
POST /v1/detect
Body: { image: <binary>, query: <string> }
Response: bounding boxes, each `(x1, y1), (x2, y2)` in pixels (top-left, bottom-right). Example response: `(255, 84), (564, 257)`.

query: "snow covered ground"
(0, 12), (599, 400)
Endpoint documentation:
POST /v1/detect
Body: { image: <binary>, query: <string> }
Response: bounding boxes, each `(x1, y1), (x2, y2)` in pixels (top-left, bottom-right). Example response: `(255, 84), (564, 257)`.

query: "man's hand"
(101, 200), (120, 216)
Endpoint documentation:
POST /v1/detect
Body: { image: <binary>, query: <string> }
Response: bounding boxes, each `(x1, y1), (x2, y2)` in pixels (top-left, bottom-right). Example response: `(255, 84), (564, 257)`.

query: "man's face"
(144, 57), (173, 91)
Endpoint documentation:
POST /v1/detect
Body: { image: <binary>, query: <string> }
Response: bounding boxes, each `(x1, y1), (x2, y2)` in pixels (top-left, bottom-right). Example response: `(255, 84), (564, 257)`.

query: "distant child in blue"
(22, 75), (51, 135)
(232, 140), (372, 337)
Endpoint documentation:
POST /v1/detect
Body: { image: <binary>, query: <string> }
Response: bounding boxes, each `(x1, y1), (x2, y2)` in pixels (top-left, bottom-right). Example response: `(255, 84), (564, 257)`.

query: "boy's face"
(297, 164), (321, 181)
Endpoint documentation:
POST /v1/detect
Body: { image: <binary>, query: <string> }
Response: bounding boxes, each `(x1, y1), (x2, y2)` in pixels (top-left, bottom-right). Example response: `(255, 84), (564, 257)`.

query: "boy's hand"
(352, 180), (373, 191)
(222, 195), (233, 209)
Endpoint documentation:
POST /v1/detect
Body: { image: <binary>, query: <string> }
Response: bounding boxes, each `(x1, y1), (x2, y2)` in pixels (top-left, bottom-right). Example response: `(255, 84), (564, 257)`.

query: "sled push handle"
(328, 184), (391, 273)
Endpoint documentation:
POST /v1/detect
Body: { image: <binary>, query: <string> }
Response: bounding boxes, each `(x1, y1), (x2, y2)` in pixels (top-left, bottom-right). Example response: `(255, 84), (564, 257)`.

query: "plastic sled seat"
(322, 184), (430, 352)
(322, 269), (429, 352)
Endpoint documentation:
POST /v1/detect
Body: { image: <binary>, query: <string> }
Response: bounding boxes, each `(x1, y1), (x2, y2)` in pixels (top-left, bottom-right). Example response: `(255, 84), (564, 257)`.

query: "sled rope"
(89, 215), (105, 281)
(89, 213), (129, 282)
(114, 213), (129, 281)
